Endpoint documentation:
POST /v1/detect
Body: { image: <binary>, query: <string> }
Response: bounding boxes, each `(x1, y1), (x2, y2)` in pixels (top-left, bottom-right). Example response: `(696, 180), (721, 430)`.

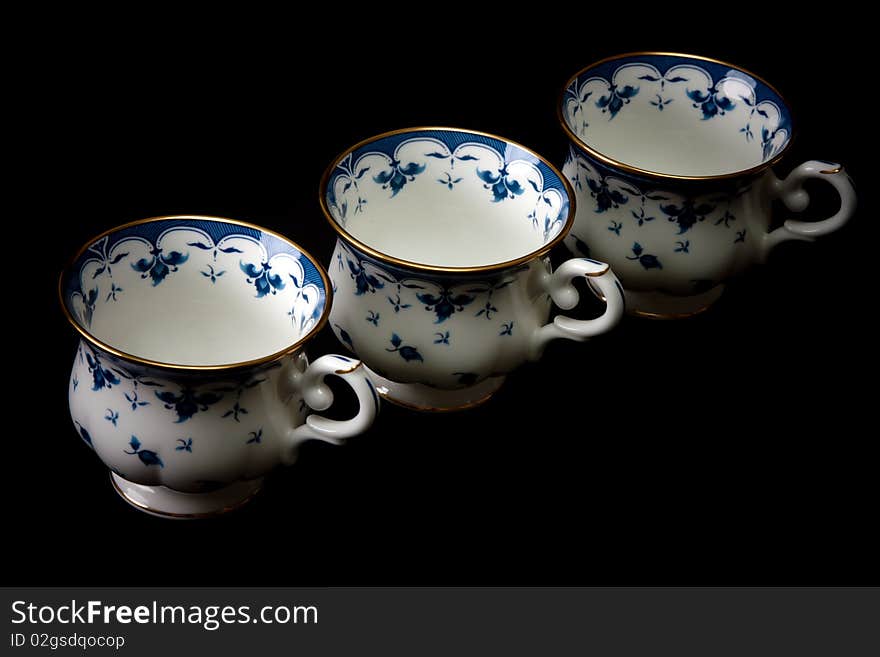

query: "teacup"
(320, 127), (624, 411)
(559, 52), (857, 317)
(59, 215), (379, 518)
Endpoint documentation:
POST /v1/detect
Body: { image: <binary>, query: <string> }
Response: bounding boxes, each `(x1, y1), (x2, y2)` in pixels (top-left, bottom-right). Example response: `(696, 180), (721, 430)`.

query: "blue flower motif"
(571, 234), (591, 257)
(131, 246), (189, 286)
(347, 256), (385, 296)
(125, 436), (163, 468)
(124, 390), (150, 410)
(674, 240), (690, 253)
(636, 72), (688, 89)
(437, 172), (463, 190)
(155, 389), (223, 423)
(73, 421), (92, 446)
(85, 348), (120, 391)
(424, 151), (479, 168)
(740, 96), (770, 143)
(219, 376), (265, 422)
(608, 220), (622, 236)
(649, 94), (673, 111)
(586, 175), (628, 213)
(387, 293), (411, 312)
(715, 210), (736, 228)
(761, 126), (784, 161)
(201, 264), (226, 283)
(105, 282), (123, 302)
(434, 331), (450, 345)
(373, 157), (426, 197)
(734, 230), (747, 243)
(72, 375), (79, 391)
(475, 300), (498, 320)
(686, 85), (735, 119)
(334, 324), (354, 351)
(627, 242), (663, 270)
(186, 240), (243, 261)
(82, 287), (98, 326)
(240, 260), (285, 297)
(88, 236), (129, 279)
(596, 83), (639, 118)
(366, 310), (380, 326)
(176, 438), (193, 452)
(660, 199), (715, 234)
(222, 401), (248, 422)
(476, 164), (527, 202)
(630, 206), (656, 226)
(246, 428), (263, 444)
(104, 408), (119, 426)
(499, 322), (514, 336)
(386, 333), (423, 362)
(416, 288), (475, 323)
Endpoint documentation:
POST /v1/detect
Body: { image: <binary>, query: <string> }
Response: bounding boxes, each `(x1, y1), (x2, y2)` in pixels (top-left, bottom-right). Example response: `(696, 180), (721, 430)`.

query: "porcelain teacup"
(320, 127), (625, 411)
(559, 52), (856, 317)
(59, 215), (379, 517)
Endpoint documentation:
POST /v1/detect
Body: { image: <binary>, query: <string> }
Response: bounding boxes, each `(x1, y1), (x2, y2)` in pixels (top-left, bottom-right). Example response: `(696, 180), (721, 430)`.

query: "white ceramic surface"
(60, 216), (380, 517)
(321, 128), (625, 410)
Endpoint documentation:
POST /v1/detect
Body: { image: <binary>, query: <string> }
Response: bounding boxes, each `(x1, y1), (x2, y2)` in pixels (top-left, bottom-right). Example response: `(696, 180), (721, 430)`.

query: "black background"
(13, 16), (873, 585)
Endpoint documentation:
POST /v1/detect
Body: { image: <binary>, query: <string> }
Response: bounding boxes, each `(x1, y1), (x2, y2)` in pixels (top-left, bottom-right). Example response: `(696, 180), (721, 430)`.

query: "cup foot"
(363, 365), (504, 412)
(625, 286), (724, 319)
(110, 473), (264, 518)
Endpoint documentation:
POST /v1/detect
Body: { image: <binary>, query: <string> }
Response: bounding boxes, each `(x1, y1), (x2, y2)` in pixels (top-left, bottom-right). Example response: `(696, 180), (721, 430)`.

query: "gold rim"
(558, 51), (794, 182)
(377, 386), (499, 413)
(58, 214), (333, 372)
(110, 473), (263, 519)
(334, 360), (364, 375)
(318, 126), (576, 274)
(629, 303), (714, 320)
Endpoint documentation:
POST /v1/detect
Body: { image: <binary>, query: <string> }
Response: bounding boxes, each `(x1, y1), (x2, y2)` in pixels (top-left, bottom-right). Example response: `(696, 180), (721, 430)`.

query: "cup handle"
(280, 354), (380, 465)
(761, 160), (857, 259)
(530, 258), (625, 359)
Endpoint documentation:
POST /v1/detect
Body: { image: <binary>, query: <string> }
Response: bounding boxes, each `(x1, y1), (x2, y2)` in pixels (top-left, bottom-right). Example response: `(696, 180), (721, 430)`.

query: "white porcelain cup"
(59, 215), (379, 518)
(559, 52), (857, 317)
(320, 127), (625, 411)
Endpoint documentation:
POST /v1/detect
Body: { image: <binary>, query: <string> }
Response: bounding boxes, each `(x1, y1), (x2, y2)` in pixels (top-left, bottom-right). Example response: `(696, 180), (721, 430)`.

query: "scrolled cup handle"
(762, 160), (856, 258)
(530, 258), (625, 359)
(280, 354), (379, 465)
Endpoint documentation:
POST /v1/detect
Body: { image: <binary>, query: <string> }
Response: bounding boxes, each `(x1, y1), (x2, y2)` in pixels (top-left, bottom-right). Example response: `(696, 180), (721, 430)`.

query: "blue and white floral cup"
(59, 215), (379, 518)
(320, 127), (625, 411)
(559, 52), (857, 317)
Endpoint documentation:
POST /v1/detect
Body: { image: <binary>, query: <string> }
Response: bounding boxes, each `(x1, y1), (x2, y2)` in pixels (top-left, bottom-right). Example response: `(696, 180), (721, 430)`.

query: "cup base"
(363, 365), (504, 412)
(624, 286), (724, 319)
(110, 473), (264, 519)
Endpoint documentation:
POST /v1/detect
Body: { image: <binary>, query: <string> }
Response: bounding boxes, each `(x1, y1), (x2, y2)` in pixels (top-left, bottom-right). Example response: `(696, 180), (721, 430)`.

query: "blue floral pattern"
(62, 219), (327, 347)
(386, 333), (423, 362)
(125, 436), (163, 468)
(155, 388), (224, 423)
(325, 130), (569, 250)
(562, 55), (791, 164)
(373, 158), (426, 196)
(329, 239), (545, 389)
(627, 243), (663, 270)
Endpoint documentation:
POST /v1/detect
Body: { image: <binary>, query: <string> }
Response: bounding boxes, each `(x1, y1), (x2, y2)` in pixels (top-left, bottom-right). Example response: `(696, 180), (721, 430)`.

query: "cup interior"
(560, 53), (792, 177)
(61, 217), (328, 367)
(322, 129), (571, 267)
